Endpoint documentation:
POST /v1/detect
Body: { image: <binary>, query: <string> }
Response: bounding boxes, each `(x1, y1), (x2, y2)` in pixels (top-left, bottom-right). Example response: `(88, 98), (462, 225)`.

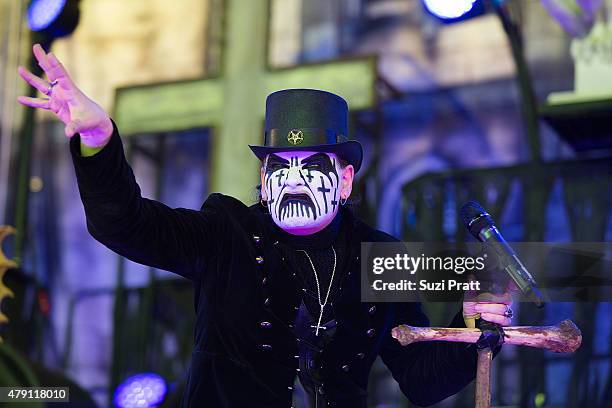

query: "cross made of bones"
(391, 319), (582, 408)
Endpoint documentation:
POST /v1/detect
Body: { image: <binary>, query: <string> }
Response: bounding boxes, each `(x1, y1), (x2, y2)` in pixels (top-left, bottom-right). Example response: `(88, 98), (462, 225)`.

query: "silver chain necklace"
(297, 246), (336, 336)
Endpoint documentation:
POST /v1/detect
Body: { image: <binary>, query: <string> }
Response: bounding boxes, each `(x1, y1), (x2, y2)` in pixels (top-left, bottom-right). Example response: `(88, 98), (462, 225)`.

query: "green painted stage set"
(112, 0), (376, 202)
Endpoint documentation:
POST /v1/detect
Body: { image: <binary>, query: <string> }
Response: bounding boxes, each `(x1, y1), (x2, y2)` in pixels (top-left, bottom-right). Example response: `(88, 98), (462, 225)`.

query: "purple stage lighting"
(114, 373), (167, 408)
(423, 0), (477, 19)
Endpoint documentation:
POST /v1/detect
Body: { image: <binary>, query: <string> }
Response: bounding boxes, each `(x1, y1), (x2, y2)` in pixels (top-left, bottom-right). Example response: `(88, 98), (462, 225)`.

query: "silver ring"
(45, 80), (58, 96)
(503, 307), (513, 319)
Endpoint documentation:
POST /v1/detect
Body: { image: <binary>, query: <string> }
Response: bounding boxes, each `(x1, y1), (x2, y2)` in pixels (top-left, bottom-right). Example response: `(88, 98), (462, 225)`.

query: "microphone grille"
(460, 201), (494, 239)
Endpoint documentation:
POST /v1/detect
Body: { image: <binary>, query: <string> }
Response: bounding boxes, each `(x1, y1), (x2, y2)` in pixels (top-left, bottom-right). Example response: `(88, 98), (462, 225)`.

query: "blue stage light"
(114, 373), (167, 408)
(423, 0), (477, 20)
(27, 0), (80, 39)
(27, 0), (67, 31)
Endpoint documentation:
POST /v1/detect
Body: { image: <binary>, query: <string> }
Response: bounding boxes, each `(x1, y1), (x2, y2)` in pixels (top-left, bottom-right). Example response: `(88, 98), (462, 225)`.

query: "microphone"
(460, 201), (545, 308)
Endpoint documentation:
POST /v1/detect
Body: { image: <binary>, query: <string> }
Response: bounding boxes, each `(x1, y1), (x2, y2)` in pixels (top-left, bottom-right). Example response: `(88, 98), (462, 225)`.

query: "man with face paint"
(261, 151), (348, 233)
(18, 45), (514, 408)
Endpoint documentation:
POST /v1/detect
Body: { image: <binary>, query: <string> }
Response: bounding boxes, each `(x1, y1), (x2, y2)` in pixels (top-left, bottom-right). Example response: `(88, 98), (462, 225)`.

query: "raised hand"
(17, 44), (113, 147)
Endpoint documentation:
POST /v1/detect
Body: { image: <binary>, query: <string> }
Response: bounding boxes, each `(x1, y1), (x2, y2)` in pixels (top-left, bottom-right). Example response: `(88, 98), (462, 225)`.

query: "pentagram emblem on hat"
(287, 129), (304, 145)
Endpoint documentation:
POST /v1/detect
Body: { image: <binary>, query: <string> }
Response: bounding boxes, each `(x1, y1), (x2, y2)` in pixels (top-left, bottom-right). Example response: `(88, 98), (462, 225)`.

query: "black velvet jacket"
(69, 123), (481, 407)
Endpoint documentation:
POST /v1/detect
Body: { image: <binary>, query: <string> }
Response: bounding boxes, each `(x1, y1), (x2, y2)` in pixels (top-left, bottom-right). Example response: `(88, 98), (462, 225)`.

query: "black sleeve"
(379, 303), (501, 407)
(69, 120), (222, 280)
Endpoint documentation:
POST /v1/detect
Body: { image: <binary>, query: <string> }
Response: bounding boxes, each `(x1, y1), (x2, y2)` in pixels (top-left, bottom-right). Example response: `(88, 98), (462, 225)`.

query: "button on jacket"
(69, 123), (483, 408)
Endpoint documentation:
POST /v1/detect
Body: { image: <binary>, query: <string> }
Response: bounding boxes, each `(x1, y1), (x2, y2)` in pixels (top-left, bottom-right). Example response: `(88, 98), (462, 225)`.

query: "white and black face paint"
(263, 151), (343, 235)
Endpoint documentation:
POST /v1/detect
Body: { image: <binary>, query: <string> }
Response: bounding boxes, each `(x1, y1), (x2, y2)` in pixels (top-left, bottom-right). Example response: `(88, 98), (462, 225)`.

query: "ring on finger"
(45, 80), (58, 96)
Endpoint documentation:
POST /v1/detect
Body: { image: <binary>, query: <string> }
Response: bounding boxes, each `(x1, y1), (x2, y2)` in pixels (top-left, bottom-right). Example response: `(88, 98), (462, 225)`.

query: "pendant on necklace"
(298, 246), (337, 337)
(311, 309), (326, 336)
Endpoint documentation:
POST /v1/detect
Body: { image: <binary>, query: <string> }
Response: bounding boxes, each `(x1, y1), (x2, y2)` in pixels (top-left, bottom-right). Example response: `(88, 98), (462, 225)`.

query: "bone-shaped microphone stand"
(391, 320), (582, 408)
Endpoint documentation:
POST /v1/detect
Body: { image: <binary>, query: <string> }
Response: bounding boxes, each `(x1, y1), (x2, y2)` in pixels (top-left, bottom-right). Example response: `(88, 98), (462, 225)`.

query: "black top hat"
(249, 89), (363, 173)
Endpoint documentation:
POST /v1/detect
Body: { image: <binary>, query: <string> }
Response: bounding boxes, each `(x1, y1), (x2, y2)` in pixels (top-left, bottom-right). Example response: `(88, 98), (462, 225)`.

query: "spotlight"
(422, 0), (486, 23)
(113, 373), (167, 408)
(27, 0), (80, 39)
